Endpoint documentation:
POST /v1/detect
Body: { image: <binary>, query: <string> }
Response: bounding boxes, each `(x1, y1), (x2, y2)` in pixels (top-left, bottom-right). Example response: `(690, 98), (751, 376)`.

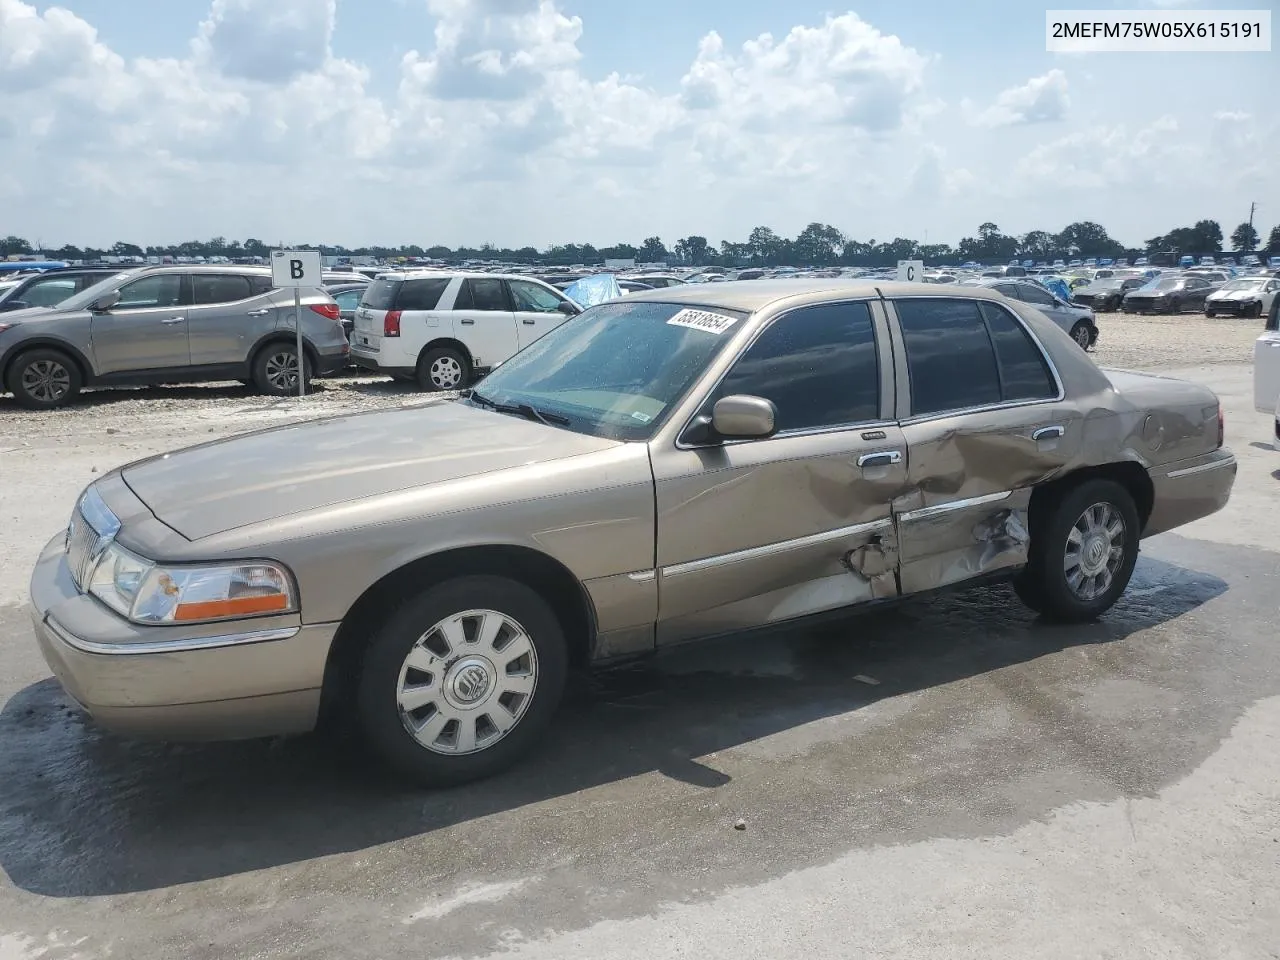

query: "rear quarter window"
(395, 278), (451, 311)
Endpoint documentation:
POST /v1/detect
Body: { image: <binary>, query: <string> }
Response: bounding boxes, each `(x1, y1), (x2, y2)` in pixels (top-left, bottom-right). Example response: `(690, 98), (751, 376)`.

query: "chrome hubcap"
(21, 359), (71, 402)
(395, 608), (538, 755)
(429, 356), (462, 389)
(265, 352), (300, 391)
(1064, 502), (1126, 600)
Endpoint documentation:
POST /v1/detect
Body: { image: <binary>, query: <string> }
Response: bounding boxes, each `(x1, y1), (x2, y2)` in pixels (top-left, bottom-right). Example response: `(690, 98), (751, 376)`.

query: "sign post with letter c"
(271, 249), (323, 397)
(896, 259), (924, 283)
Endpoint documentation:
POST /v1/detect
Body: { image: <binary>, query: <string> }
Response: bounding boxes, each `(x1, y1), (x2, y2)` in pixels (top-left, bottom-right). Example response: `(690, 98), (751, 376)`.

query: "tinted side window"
(978, 303), (1056, 401)
(247, 275), (274, 295)
(461, 278), (509, 311)
(896, 299), (1001, 416)
(116, 274), (185, 308)
(25, 278), (78, 307)
(192, 274), (252, 305)
(395, 278), (450, 311)
(1018, 284), (1057, 306)
(509, 279), (563, 313)
(993, 283), (1021, 299)
(716, 301), (879, 432)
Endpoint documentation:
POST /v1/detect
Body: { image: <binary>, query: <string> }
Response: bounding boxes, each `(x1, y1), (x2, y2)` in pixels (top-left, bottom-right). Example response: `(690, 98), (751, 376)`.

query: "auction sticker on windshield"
(667, 309), (739, 334)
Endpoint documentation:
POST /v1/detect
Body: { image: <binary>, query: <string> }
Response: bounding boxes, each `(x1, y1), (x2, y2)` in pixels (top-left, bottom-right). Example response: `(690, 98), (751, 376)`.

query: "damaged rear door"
(884, 295), (1082, 594)
(652, 298), (909, 645)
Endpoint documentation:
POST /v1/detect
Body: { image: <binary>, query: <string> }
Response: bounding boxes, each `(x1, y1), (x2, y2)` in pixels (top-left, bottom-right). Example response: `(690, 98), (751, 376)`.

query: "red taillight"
(383, 309), (402, 337)
(1217, 404), (1224, 448)
(310, 303), (341, 322)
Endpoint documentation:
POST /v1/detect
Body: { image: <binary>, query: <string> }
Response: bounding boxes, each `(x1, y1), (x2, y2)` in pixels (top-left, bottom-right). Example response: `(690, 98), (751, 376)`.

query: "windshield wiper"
(468, 391), (569, 427)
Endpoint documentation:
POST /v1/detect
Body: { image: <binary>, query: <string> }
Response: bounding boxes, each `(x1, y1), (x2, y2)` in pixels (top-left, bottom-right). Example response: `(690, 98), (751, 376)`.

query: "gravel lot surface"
(0, 313), (1277, 960)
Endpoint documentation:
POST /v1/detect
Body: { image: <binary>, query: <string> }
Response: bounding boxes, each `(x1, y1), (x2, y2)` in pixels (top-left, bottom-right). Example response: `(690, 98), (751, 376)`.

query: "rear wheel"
(1247, 302), (1263, 319)
(1204, 308), (1216, 318)
(1013, 479), (1140, 623)
(1069, 322), (1092, 350)
(6, 348), (82, 410)
(356, 575), (568, 786)
(416, 346), (470, 392)
(253, 344), (311, 396)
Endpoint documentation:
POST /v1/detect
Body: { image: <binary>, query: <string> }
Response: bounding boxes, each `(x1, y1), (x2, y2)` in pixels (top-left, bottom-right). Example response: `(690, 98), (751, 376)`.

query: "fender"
(0, 335), (95, 385)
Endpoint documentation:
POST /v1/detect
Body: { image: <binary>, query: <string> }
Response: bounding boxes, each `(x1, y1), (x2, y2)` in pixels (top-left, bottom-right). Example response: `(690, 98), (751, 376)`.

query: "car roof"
(622, 278), (1007, 313)
(377, 270), (555, 283)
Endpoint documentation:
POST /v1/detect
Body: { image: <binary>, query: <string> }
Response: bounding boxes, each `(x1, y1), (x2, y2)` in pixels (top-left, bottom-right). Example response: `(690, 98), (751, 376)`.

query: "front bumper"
(1142, 449), (1238, 538)
(1206, 300), (1257, 315)
(28, 534), (336, 741)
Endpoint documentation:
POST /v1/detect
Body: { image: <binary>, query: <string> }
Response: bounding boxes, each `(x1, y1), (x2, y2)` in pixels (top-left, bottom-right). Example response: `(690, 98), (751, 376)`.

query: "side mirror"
(557, 300), (580, 315)
(89, 290), (121, 312)
(712, 394), (777, 439)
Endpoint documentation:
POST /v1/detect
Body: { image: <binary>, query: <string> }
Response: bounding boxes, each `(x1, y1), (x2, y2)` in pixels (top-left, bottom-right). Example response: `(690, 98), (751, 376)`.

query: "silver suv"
(0, 265), (349, 409)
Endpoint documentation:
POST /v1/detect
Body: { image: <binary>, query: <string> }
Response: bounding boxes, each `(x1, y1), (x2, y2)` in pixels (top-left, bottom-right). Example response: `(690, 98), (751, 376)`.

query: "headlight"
(84, 544), (296, 624)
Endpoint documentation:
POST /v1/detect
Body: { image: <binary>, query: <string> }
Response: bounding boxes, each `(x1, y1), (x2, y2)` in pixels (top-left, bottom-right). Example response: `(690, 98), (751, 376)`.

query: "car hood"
(1076, 285), (1121, 296)
(1125, 289), (1173, 298)
(0, 305), (68, 322)
(1207, 289), (1259, 301)
(120, 401), (621, 540)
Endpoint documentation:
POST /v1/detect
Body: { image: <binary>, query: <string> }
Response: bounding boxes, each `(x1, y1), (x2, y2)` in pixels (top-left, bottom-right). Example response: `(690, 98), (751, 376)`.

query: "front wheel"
(1246, 302), (1263, 319)
(1166, 298), (1181, 314)
(6, 348), (82, 410)
(1069, 322), (1092, 350)
(253, 344), (311, 396)
(356, 575), (568, 786)
(1013, 479), (1140, 623)
(1204, 309), (1216, 318)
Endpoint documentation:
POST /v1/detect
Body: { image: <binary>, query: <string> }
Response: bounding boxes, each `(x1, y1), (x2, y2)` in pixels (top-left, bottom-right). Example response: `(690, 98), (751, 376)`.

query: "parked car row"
(0, 265), (349, 409)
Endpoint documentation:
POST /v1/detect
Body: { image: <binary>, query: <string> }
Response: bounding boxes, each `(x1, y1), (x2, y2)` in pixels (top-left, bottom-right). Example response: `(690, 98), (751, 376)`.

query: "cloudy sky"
(1, 0), (1274, 250)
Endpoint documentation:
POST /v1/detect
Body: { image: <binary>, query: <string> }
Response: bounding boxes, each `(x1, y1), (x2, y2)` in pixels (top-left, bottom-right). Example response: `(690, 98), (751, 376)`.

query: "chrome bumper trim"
(1165, 456), (1236, 479)
(44, 617), (299, 656)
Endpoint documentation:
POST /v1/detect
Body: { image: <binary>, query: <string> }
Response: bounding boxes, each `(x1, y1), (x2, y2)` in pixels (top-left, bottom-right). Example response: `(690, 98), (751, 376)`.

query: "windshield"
(1219, 279), (1264, 292)
(468, 300), (748, 441)
(1142, 278), (1179, 291)
(57, 269), (146, 310)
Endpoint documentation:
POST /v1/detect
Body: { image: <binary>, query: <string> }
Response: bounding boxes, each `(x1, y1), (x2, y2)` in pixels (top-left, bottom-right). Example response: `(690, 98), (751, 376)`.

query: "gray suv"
(0, 265), (349, 410)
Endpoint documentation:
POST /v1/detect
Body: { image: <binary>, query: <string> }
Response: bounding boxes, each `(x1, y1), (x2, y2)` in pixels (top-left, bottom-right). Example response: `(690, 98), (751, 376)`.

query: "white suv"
(349, 272), (581, 390)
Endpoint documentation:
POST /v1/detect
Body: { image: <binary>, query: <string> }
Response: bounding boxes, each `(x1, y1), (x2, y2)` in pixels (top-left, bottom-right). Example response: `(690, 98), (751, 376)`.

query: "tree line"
(4, 218), (1277, 268)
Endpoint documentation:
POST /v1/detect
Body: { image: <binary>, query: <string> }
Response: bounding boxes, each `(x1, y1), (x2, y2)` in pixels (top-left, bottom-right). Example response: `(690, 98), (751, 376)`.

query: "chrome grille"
(66, 508), (101, 590)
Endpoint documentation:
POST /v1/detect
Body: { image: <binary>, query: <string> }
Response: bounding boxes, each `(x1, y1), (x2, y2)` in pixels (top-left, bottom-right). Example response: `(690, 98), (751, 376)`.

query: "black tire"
(1069, 322), (1092, 350)
(416, 346), (470, 392)
(1204, 309), (1215, 318)
(356, 575), (569, 787)
(1167, 297), (1181, 314)
(252, 343), (311, 396)
(1013, 479), (1140, 624)
(1247, 302), (1263, 319)
(5, 348), (82, 410)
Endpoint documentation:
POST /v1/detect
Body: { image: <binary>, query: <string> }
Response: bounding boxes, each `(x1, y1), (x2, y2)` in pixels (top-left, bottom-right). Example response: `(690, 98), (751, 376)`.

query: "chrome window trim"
(661, 517), (892, 578)
(883, 296), (1067, 425)
(1165, 456), (1236, 479)
(672, 297), (887, 451)
(44, 617), (299, 656)
(897, 490), (1013, 523)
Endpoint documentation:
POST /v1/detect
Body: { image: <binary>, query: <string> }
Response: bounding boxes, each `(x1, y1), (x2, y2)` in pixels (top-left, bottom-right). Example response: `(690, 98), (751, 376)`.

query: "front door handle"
(246, 308), (270, 317)
(161, 316), (185, 325)
(1032, 425), (1065, 441)
(522, 318), (537, 325)
(459, 318), (475, 325)
(857, 450), (903, 468)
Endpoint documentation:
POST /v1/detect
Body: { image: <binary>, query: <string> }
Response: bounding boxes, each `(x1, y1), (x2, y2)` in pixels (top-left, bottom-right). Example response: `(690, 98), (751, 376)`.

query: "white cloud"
(969, 70), (1069, 128)
(0, 0), (1275, 250)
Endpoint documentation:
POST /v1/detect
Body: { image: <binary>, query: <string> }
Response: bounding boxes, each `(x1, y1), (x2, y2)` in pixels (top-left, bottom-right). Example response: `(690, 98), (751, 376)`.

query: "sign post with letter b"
(896, 259), (924, 283)
(271, 250), (323, 397)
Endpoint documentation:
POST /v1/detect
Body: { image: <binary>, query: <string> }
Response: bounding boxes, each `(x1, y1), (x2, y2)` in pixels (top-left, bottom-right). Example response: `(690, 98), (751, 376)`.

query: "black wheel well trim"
(417, 338), (474, 370)
(1026, 460), (1155, 536)
(1, 338), (93, 386)
(318, 543), (598, 724)
(248, 333), (321, 369)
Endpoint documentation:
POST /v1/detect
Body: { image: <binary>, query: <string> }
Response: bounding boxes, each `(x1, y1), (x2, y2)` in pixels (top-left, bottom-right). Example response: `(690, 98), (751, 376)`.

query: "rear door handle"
(857, 450), (903, 468)
(522, 318), (537, 325)
(246, 308), (270, 317)
(1033, 425), (1065, 441)
(161, 316), (185, 325)
(459, 318), (475, 325)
